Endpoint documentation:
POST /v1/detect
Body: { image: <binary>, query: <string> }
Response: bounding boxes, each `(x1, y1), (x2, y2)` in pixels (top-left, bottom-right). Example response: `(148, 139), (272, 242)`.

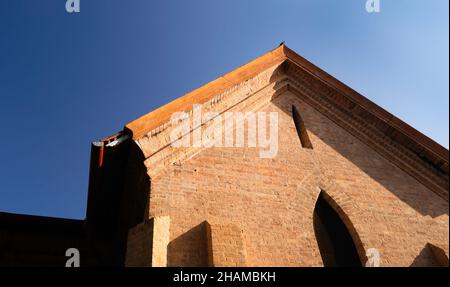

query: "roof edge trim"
(124, 44), (448, 167)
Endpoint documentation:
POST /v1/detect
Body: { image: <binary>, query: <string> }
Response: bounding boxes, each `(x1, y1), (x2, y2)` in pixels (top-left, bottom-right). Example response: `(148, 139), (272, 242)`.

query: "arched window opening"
(313, 193), (361, 267)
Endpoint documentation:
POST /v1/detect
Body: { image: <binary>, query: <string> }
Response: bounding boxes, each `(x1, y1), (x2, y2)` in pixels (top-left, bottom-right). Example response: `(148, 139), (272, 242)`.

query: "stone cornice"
(282, 45), (448, 170)
(122, 45), (448, 199)
(137, 66), (288, 178)
(286, 66), (448, 200)
(125, 46), (287, 140)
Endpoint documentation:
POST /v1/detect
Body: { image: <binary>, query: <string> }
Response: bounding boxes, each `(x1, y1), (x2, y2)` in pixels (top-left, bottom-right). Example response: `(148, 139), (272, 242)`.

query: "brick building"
(0, 45), (448, 267)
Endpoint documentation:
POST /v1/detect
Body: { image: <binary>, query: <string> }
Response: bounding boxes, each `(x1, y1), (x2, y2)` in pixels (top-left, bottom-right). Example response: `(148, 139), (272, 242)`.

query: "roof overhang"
(122, 44), (448, 199)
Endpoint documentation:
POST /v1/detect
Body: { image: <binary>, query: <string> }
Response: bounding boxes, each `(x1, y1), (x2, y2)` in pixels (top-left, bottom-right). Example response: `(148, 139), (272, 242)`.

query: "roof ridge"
(125, 45), (287, 139)
(124, 44), (448, 166)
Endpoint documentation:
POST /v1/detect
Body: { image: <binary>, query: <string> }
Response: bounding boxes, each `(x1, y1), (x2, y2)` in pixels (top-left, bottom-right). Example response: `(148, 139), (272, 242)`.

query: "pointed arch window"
(313, 192), (361, 267)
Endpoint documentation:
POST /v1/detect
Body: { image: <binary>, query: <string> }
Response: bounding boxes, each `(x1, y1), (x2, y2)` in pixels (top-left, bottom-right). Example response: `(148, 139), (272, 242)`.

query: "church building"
(0, 45), (448, 267)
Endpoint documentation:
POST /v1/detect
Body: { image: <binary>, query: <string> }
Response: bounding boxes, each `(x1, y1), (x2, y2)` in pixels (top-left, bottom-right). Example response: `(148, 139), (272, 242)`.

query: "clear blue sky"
(0, 0), (448, 219)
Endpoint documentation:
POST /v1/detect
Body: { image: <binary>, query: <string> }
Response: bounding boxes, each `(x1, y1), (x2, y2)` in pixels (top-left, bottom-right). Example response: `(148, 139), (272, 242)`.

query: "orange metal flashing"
(123, 44), (448, 169)
(281, 45), (449, 161)
(98, 144), (104, 168)
(125, 45), (287, 139)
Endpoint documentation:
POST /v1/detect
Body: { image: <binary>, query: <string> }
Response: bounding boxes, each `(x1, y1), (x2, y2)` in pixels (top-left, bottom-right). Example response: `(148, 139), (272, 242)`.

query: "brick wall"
(206, 222), (248, 266)
(137, 88), (448, 267)
(125, 220), (153, 267)
(125, 216), (170, 267)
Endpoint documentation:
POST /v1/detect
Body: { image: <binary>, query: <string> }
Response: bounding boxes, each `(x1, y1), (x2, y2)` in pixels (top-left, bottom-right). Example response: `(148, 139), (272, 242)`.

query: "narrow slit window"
(292, 105), (313, 149)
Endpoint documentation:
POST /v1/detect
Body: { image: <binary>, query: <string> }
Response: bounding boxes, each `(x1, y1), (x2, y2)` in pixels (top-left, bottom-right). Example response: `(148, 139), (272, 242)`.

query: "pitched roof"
(124, 44), (448, 176)
(125, 45), (286, 139)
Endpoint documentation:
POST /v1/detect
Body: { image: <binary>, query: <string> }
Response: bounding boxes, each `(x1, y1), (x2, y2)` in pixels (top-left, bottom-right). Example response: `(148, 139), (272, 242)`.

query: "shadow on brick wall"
(410, 244), (447, 267)
(167, 222), (209, 267)
(270, 68), (448, 218)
